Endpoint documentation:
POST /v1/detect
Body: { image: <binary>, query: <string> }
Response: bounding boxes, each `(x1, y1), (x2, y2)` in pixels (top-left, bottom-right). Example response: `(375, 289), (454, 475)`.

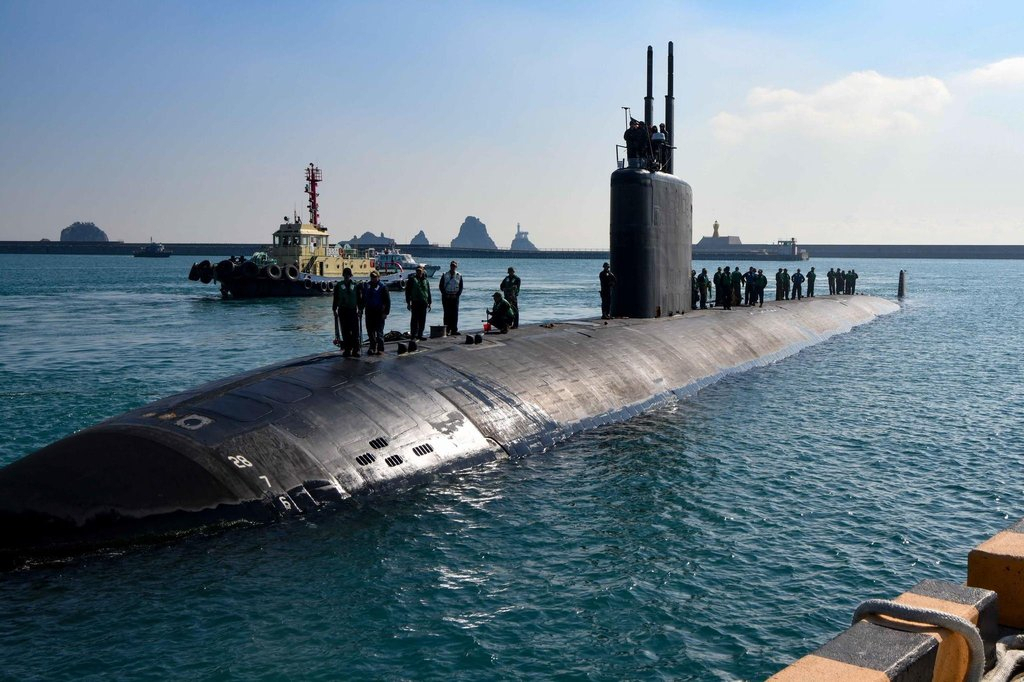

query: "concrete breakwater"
(3, 241), (1023, 259)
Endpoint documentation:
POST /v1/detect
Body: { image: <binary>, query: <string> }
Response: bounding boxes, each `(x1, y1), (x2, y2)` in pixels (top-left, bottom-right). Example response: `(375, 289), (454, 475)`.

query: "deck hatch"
(355, 453), (376, 466)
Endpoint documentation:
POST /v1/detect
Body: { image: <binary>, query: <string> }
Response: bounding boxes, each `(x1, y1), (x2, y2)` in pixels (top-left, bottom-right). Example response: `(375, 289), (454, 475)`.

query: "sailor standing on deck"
(791, 269), (805, 299)
(360, 271), (391, 355)
(500, 267), (521, 329)
(827, 268), (836, 295)
(721, 267), (733, 310)
(332, 267), (362, 357)
(713, 267), (723, 307)
(405, 265), (431, 341)
(775, 268), (783, 300)
(439, 260), (463, 335)
(807, 267), (816, 297)
(696, 268), (710, 309)
(599, 262), (615, 319)
(744, 267), (757, 306)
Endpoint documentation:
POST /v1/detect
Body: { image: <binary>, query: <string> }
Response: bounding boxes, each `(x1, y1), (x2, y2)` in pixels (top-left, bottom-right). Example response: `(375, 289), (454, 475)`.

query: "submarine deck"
(0, 294), (899, 561)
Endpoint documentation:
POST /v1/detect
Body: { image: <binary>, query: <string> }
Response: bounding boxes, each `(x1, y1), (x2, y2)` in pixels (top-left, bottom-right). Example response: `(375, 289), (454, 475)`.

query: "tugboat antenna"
(305, 163), (322, 227)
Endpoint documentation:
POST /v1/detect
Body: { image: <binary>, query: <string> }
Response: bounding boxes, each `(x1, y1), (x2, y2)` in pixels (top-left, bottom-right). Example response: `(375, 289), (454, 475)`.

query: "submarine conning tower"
(610, 42), (693, 318)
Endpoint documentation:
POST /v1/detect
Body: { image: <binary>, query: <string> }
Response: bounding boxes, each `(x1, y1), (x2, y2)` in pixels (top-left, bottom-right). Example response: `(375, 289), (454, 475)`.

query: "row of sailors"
(690, 266), (860, 309)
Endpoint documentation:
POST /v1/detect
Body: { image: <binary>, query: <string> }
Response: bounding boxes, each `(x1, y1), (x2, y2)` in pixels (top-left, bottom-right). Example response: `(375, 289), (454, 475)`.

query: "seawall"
(4, 241), (1023, 259)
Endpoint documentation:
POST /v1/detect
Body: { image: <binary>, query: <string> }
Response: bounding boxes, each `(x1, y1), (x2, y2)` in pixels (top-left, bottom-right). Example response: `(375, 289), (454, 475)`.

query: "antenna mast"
(305, 163), (322, 226)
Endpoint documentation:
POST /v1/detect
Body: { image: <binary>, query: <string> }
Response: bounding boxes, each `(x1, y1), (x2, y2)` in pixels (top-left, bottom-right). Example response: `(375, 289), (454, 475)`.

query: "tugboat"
(133, 239), (173, 258)
(188, 164), (404, 297)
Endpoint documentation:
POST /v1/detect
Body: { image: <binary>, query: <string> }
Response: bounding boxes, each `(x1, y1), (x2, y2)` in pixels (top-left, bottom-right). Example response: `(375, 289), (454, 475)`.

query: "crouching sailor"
(487, 292), (516, 333)
(333, 267), (362, 357)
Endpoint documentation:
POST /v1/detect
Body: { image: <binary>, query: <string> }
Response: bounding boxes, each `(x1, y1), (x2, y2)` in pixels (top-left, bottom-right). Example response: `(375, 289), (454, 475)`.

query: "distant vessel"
(693, 221), (809, 260)
(189, 164), (404, 297)
(133, 239), (173, 258)
(375, 249), (439, 278)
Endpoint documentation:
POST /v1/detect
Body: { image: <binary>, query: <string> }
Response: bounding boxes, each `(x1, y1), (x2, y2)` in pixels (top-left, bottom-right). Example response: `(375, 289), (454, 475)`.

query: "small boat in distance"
(375, 248), (439, 278)
(133, 239), (173, 258)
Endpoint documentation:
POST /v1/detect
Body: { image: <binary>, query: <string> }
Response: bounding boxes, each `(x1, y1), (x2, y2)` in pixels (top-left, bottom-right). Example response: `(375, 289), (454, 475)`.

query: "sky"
(1, 0), (1022, 247)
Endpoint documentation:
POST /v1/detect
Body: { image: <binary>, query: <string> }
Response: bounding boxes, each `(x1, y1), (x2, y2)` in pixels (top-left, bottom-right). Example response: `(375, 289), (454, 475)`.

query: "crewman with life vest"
(500, 267), (521, 329)
(360, 271), (391, 356)
(332, 266), (362, 357)
(405, 265), (431, 341)
(438, 260), (464, 335)
(487, 292), (516, 333)
(806, 267), (816, 297)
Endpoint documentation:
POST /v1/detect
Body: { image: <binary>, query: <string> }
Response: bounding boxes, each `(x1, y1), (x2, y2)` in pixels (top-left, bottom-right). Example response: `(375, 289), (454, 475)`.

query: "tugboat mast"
(305, 163), (322, 227)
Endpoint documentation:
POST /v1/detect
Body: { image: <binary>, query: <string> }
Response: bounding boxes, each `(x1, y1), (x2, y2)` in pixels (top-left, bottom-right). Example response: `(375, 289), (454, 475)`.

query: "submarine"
(0, 44), (899, 566)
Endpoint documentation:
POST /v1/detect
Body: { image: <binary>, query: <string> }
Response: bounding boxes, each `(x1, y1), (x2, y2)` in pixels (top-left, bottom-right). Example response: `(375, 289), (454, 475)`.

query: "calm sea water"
(0, 253), (1021, 680)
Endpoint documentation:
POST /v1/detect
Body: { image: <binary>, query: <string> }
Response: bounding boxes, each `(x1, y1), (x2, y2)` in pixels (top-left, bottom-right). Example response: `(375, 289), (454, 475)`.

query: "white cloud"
(960, 57), (1024, 88)
(711, 70), (952, 144)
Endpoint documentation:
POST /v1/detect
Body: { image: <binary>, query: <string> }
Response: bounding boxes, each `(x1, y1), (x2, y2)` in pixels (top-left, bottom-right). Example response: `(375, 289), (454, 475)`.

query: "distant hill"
(346, 231), (396, 248)
(410, 230), (430, 246)
(451, 216), (496, 249)
(61, 221), (108, 242)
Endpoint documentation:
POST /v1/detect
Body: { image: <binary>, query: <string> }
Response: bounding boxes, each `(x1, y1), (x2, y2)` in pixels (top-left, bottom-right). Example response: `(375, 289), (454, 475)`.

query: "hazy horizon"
(2, 1), (1022, 248)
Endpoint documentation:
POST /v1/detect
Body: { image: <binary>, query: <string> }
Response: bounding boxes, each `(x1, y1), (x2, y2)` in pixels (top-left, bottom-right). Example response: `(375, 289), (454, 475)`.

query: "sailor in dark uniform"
(332, 267), (362, 357)
(360, 271), (391, 355)
(487, 292), (515, 333)
(599, 262), (615, 319)
(500, 267), (521, 329)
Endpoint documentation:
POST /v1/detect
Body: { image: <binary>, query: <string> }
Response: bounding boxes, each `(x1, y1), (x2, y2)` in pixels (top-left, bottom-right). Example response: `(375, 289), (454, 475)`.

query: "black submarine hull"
(0, 296), (897, 564)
